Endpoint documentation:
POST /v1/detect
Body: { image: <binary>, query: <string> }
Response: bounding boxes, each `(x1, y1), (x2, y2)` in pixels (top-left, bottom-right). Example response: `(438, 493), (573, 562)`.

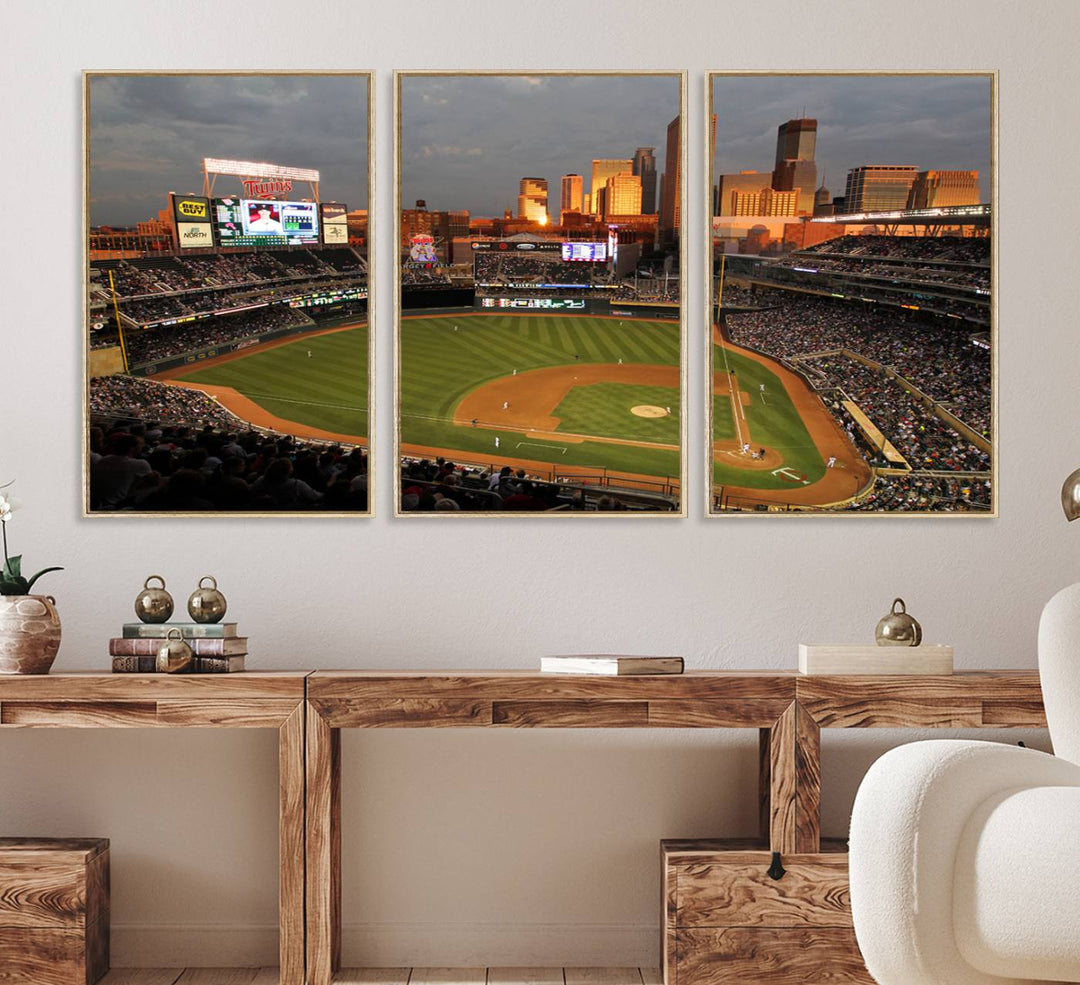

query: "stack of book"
(540, 654), (684, 675)
(110, 622), (247, 673)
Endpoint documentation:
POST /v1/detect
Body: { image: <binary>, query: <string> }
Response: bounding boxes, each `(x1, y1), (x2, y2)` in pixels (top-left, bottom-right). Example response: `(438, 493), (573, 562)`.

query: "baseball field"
(399, 312), (681, 483)
(156, 322), (369, 444)
(711, 324), (872, 508)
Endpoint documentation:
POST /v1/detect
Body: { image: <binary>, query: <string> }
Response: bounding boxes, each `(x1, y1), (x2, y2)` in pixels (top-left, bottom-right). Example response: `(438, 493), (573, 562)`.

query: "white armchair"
(848, 582), (1080, 985)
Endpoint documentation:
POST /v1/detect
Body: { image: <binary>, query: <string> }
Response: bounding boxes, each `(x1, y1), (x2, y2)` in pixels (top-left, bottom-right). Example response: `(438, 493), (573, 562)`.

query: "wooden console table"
(0, 672), (308, 985)
(0, 669), (1047, 984)
(305, 669), (1045, 985)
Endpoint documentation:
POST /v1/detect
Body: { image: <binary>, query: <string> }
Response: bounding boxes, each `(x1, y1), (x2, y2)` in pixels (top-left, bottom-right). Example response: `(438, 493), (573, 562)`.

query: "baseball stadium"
(87, 157), (370, 513)
(398, 237), (681, 513)
(710, 206), (992, 514)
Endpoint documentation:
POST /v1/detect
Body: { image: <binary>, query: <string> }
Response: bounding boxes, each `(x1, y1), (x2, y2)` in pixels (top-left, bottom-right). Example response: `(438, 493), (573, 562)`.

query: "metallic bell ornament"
(1062, 467), (1080, 522)
(188, 576), (227, 624)
(134, 575), (174, 624)
(875, 597), (923, 647)
(156, 628), (193, 674)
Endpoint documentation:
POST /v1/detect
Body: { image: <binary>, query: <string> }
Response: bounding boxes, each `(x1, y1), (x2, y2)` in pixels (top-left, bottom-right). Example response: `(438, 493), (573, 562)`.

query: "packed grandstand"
(89, 248), (368, 363)
(716, 232), (992, 513)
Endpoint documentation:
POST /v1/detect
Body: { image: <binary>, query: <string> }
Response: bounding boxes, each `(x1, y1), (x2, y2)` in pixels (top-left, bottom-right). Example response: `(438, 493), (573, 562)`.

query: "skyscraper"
(844, 166), (919, 212)
(906, 170), (981, 209)
(771, 118), (817, 214)
(560, 174), (583, 221)
(774, 118), (816, 169)
(604, 173), (643, 217)
(716, 171), (772, 217)
(661, 114), (711, 242)
(590, 159), (632, 216)
(660, 117), (680, 241)
(517, 177), (548, 222)
(633, 147), (657, 214)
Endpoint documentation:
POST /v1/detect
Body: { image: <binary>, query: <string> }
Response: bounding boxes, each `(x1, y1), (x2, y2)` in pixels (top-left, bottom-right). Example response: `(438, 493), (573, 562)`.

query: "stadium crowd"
(722, 289), (991, 436)
(90, 375), (235, 429)
(89, 379), (367, 512)
(94, 249), (367, 298)
(769, 254), (990, 291)
(120, 305), (314, 366)
(801, 354), (991, 472)
(843, 474), (992, 512)
(801, 235), (990, 265)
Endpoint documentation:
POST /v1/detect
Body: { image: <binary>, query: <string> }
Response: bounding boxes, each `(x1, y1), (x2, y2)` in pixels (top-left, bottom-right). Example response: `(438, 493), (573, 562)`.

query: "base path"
(712, 326), (872, 509)
(456, 363), (679, 444)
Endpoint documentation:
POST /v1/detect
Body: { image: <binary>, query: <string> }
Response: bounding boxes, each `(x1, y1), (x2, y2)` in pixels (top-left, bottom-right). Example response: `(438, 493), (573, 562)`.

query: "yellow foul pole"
(108, 269), (130, 374)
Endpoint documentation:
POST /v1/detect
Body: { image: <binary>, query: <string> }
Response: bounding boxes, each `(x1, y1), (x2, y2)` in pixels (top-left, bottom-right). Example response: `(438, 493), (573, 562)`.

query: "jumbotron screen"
(561, 242), (607, 262)
(213, 197), (320, 246)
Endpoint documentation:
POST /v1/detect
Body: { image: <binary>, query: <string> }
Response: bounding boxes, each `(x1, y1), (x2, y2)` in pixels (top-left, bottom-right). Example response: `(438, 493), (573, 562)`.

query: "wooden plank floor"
(335, 971), (660, 985)
(98, 970), (661, 985)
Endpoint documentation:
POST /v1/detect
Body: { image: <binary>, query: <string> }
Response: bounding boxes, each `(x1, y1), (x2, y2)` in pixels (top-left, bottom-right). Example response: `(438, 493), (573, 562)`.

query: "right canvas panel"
(708, 73), (994, 515)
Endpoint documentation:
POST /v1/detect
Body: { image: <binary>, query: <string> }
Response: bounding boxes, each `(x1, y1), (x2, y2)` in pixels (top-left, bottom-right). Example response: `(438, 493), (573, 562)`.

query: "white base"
(799, 644), (954, 675)
(111, 922), (659, 968)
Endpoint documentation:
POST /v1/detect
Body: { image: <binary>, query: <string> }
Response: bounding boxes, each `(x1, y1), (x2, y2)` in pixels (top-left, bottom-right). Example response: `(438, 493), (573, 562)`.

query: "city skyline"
(712, 74), (992, 204)
(89, 75), (370, 227)
(400, 74), (679, 217)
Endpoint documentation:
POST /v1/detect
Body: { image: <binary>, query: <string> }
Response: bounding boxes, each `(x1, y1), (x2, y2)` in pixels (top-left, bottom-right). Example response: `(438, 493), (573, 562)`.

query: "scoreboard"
(213, 197), (320, 247)
(561, 241), (607, 262)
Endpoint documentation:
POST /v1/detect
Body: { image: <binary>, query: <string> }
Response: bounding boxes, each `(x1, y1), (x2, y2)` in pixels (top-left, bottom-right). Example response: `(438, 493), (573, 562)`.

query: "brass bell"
(188, 576), (227, 624)
(156, 628), (193, 673)
(134, 575), (174, 624)
(875, 597), (923, 647)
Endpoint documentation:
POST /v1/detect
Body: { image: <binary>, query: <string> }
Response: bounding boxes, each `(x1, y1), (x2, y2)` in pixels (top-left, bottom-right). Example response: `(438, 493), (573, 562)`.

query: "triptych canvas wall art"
(82, 70), (993, 518)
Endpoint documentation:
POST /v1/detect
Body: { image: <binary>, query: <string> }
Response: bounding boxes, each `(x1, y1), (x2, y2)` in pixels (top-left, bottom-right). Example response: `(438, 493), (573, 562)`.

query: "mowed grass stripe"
(400, 313), (681, 477)
(178, 326), (368, 437)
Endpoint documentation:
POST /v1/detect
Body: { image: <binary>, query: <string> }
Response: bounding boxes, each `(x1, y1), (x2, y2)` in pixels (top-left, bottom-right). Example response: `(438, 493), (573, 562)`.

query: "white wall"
(1, 0), (1078, 967)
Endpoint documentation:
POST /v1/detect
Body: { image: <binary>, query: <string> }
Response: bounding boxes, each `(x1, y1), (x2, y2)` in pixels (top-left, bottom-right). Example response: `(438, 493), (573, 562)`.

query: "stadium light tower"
(202, 158), (321, 202)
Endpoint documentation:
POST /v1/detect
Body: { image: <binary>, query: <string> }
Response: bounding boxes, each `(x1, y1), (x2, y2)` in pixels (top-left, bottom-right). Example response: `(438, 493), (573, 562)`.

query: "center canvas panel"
(396, 72), (685, 516)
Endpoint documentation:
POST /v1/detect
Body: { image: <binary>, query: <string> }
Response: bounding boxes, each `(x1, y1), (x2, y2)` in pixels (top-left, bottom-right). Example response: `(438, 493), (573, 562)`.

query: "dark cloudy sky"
(89, 74), (369, 226)
(400, 74), (680, 217)
(712, 74), (992, 202)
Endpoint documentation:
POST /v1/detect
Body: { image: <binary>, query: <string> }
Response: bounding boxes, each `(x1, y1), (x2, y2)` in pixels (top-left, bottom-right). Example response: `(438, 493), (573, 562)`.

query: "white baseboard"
(111, 922), (660, 968)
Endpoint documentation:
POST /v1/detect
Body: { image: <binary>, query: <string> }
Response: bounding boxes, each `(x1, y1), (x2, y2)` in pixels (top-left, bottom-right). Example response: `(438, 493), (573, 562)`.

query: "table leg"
(767, 701), (821, 854)
(306, 703), (341, 984)
(279, 705), (305, 985)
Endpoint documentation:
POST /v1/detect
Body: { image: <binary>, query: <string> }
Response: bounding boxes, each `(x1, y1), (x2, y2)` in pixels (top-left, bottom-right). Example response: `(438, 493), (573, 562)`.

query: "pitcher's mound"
(631, 404), (669, 418)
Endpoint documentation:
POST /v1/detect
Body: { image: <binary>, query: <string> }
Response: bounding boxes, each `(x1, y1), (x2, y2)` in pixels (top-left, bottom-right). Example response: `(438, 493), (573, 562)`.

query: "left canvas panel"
(85, 72), (373, 516)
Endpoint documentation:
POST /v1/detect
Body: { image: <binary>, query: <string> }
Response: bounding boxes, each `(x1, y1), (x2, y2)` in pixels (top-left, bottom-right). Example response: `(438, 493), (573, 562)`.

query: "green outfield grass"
(400, 313), (681, 478)
(177, 326), (368, 437)
(712, 343), (825, 488)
